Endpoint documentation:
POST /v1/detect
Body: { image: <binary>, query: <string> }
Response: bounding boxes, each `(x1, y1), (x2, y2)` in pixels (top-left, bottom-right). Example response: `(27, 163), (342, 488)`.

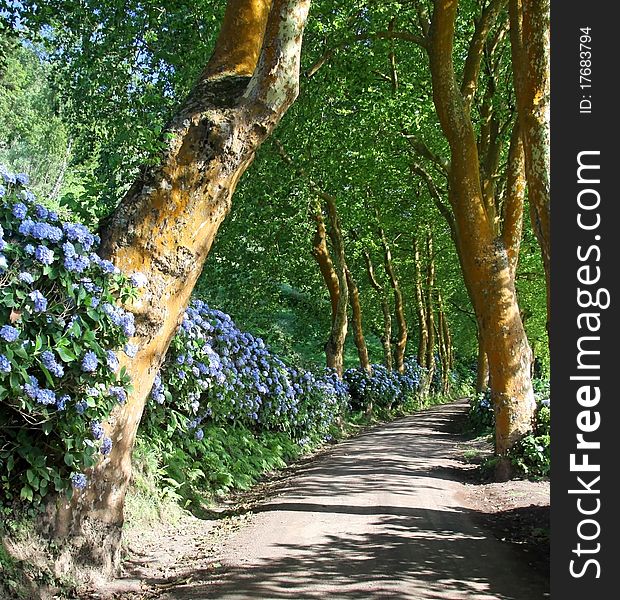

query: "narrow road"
(156, 400), (550, 599)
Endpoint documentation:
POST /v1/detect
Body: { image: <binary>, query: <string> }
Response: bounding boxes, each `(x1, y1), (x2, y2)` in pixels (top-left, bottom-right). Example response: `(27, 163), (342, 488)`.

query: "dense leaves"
(0, 171), (133, 504)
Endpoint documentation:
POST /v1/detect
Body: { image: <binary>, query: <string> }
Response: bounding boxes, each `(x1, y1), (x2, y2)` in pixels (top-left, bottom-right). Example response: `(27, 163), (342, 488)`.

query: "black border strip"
(551, 3), (618, 596)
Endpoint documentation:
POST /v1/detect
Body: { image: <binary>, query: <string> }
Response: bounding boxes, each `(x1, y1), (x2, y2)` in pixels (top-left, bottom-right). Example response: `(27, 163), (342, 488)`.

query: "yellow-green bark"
(428, 0), (534, 475)
(509, 0), (550, 328)
(50, 0), (312, 571)
(364, 250), (393, 371)
(379, 225), (407, 373)
(346, 267), (372, 374)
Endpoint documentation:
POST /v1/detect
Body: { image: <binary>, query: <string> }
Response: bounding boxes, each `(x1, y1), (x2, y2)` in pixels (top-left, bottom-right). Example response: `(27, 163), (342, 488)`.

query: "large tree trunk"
(413, 237), (428, 370)
(424, 230), (436, 390)
(363, 250), (393, 371)
(379, 224), (407, 373)
(346, 267), (372, 374)
(310, 199), (347, 374)
(48, 0), (311, 572)
(429, 0), (534, 478)
(323, 195), (349, 377)
(509, 0), (550, 330)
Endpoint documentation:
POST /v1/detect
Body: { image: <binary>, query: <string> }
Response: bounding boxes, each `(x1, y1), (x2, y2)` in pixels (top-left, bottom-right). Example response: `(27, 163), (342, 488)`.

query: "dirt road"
(132, 400), (549, 599)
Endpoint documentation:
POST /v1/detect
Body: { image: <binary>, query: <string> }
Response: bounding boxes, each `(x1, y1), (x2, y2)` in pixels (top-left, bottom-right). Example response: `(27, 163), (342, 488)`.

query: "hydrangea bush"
(509, 380), (551, 477)
(0, 169), (433, 508)
(344, 359), (423, 412)
(147, 301), (351, 442)
(0, 168), (135, 504)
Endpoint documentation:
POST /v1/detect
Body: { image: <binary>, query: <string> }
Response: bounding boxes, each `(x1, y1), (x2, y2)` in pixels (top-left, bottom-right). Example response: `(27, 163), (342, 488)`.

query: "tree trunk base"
(41, 500), (124, 582)
(493, 456), (514, 482)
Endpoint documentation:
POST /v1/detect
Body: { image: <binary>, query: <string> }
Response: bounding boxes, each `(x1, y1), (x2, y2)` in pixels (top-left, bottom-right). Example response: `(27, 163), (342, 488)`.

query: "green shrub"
(0, 169), (135, 505)
(509, 396), (551, 478)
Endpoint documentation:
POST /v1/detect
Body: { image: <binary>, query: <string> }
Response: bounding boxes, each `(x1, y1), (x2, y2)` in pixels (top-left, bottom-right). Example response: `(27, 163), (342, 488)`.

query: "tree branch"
(410, 162), (457, 242)
(402, 131), (450, 175)
(460, 0), (507, 112)
(244, 0), (312, 119)
(306, 28), (427, 79)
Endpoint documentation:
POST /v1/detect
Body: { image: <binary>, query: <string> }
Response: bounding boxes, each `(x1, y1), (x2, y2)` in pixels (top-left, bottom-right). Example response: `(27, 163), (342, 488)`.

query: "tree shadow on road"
(153, 503), (549, 600)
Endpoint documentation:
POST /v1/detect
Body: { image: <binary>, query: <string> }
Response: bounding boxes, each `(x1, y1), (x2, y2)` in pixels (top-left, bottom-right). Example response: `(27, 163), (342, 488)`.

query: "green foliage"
(510, 396), (551, 478)
(0, 173), (134, 506)
(139, 422), (310, 511)
(344, 359), (424, 411)
(467, 390), (494, 434)
(0, 39), (74, 202)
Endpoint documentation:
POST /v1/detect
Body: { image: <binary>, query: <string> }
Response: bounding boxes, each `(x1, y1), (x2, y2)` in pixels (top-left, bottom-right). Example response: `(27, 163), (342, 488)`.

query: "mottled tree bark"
(413, 238), (428, 370)
(509, 0), (550, 329)
(48, 0), (312, 572)
(324, 195), (349, 377)
(379, 224), (407, 373)
(424, 230), (436, 390)
(346, 267), (372, 374)
(309, 199), (347, 375)
(429, 0), (534, 478)
(364, 250), (393, 371)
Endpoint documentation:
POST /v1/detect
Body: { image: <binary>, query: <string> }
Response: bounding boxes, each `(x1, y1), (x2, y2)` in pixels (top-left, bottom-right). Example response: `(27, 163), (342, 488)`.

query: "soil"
(453, 418), (550, 581)
(81, 400), (550, 599)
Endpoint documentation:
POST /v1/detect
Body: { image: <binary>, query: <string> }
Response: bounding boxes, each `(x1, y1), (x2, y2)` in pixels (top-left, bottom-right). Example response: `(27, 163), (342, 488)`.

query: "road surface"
(152, 400), (549, 599)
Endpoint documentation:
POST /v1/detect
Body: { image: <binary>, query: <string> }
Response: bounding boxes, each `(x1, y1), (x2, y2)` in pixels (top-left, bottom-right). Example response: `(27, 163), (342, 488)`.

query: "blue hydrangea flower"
(101, 437), (112, 455)
(90, 420), (104, 440)
(124, 343), (138, 358)
(2, 170), (16, 184)
(64, 255), (90, 273)
(57, 395), (69, 410)
(195, 428), (204, 441)
(29, 289), (48, 313)
(71, 473), (88, 490)
(12, 202), (28, 219)
(16, 173), (30, 186)
(34, 245), (54, 265)
(63, 222), (95, 250)
(109, 386), (127, 404)
(99, 259), (116, 274)
(41, 350), (64, 378)
(34, 204), (48, 220)
(0, 325), (19, 343)
(75, 399), (88, 414)
(62, 241), (76, 257)
(0, 354), (11, 373)
(35, 387), (56, 405)
(18, 272), (35, 285)
(81, 351), (98, 372)
(24, 244), (35, 255)
(121, 313), (135, 337)
(106, 350), (119, 372)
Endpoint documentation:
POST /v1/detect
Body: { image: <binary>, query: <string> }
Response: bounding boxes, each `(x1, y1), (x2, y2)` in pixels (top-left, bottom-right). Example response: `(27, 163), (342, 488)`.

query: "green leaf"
(57, 347), (77, 362)
(20, 485), (33, 502)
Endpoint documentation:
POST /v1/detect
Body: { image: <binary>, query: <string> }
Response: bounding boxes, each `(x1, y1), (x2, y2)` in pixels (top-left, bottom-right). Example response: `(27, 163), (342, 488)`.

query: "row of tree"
(1, 0), (549, 575)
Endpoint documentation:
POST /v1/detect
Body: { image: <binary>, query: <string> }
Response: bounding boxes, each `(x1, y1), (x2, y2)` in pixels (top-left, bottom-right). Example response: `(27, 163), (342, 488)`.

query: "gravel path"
(145, 400), (549, 599)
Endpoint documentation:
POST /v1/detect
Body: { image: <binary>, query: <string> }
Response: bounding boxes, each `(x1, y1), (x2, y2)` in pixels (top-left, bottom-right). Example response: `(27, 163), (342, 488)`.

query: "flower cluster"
(0, 169), (134, 504)
(148, 301), (353, 443)
(344, 359), (423, 412)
